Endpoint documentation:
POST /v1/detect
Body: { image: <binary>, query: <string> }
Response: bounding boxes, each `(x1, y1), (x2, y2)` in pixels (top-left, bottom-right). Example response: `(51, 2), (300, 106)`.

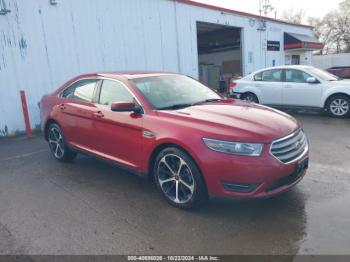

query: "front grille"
(270, 129), (308, 164)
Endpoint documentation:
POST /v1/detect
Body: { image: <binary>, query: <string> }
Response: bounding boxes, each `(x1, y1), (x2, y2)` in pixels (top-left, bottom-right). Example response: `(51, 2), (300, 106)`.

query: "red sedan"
(40, 72), (309, 209)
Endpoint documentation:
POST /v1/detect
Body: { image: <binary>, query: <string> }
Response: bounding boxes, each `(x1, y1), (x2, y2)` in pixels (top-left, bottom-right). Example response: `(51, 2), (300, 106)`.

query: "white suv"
(229, 65), (350, 118)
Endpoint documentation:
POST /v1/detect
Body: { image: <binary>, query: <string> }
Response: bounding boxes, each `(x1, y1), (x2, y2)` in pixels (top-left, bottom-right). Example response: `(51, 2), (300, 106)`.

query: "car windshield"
(132, 75), (221, 110)
(308, 67), (340, 81)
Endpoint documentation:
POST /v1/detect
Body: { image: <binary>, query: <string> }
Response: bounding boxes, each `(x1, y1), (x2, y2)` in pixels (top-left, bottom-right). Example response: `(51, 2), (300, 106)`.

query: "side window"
(285, 69), (312, 83)
(62, 79), (97, 102)
(261, 69), (282, 82)
(254, 72), (262, 81)
(99, 80), (134, 106)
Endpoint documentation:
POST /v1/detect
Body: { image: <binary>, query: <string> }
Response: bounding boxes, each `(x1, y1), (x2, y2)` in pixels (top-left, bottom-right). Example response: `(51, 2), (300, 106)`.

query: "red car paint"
(327, 67), (350, 79)
(40, 72), (309, 199)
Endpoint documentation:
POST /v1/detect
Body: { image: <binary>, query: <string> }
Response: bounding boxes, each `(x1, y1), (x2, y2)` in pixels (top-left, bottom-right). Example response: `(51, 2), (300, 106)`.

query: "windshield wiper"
(193, 98), (222, 105)
(157, 99), (222, 110)
(157, 103), (193, 110)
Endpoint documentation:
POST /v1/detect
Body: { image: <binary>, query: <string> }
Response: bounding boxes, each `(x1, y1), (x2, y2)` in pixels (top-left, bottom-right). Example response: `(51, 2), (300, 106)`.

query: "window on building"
(99, 80), (134, 106)
(62, 79), (98, 102)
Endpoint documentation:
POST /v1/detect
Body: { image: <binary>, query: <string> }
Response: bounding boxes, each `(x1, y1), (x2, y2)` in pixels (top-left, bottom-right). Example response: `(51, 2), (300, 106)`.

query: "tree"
(309, 0), (350, 54)
(281, 8), (306, 24)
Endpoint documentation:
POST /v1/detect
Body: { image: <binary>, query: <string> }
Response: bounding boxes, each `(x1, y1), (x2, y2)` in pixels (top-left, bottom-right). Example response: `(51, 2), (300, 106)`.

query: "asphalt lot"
(0, 113), (349, 255)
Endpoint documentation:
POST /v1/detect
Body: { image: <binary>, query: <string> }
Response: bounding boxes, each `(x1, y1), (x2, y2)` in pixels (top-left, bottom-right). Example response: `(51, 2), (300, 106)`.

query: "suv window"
(285, 69), (312, 83)
(99, 80), (134, 106)
(254, 70), (282, 82)
(62, 79), (98, 102)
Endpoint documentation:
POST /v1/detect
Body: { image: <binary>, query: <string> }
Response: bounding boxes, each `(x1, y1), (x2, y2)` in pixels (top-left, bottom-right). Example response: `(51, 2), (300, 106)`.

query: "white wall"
(0, 0), (179, 136)
(0, 0), (317, 136)
(312, 53), (350, 69)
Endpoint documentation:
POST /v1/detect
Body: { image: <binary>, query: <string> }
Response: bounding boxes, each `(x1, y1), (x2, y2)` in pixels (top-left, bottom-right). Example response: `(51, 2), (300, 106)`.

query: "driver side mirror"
(306, 77), (318, 84)
(111, 101), (142, 113)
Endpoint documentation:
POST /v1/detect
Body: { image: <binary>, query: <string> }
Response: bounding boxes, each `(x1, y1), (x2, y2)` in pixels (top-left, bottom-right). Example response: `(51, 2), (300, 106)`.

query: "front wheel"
(326, 95), (350, 118)
(241, 93), (259, 103)
(154, 147), (207, 209)
(47, 123), (77, 162)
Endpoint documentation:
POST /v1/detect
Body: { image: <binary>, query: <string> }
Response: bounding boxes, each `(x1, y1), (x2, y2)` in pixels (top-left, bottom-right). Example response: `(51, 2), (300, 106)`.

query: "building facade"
(0, 0), (321, 136)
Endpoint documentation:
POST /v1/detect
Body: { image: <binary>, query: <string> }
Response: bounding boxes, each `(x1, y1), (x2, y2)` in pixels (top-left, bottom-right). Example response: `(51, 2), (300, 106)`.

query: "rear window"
(62, 79), (98, 102)
(254, 69), (282, 82)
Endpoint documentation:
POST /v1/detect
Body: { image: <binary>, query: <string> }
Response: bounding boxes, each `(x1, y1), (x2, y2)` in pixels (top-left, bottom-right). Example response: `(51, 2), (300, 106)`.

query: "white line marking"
(0, 149), (48, 162)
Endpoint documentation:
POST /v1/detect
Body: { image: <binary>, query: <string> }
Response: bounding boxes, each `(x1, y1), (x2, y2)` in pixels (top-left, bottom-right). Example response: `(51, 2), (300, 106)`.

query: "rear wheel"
(241, 93), (259, 103)
(154, 147), (207, 209)
(47, 123), (77, 162)
(326, 95), (350, 118)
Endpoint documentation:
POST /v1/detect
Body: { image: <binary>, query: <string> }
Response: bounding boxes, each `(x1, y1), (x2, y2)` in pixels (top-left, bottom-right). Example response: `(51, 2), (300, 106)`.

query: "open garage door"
(197, 22), (242, 93)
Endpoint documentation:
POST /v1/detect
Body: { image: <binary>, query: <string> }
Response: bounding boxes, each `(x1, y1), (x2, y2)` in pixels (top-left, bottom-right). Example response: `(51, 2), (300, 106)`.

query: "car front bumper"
(198, 144), (309, 199)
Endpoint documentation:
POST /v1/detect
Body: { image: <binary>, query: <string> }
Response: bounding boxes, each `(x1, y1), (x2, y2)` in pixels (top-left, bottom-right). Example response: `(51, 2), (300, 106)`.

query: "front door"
(291, 55), (300, 65)
(92, 79), (143, 169)
(282, 69), (323, 107)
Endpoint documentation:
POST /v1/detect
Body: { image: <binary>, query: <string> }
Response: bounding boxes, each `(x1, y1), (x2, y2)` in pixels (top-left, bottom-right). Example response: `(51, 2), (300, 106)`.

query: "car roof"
(255, 65), (314, 72)
(75, 71), (178, 80)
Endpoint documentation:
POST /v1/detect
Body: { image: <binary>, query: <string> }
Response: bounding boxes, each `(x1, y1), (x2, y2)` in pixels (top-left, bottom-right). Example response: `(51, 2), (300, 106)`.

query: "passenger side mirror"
(111, 102), (142, 113)
(306, 77), (318, 84)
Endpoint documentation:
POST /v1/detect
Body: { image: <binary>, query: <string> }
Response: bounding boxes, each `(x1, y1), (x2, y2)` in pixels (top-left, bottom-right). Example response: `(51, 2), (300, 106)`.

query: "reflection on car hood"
(329, 80), (350, 85)
(158, 100), (300, 143)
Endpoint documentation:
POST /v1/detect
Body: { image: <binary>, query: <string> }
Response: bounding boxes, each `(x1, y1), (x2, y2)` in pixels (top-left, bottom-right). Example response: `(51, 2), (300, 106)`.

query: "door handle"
(93, 111), (104, 118)
(59, 104), (66, 110)
(285, 85), (293, 88)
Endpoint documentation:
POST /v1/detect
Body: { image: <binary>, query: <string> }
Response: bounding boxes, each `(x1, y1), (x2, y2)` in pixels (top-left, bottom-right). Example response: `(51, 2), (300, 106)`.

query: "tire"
(47, 123), (77, 162)
(326, 95), (350, 118)
(153, 147), (207, 209)
(241, 93), (259, 103)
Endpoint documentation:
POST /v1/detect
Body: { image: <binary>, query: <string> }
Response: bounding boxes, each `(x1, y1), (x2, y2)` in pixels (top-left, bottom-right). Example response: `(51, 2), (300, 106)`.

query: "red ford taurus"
(40, 72), (309, 209)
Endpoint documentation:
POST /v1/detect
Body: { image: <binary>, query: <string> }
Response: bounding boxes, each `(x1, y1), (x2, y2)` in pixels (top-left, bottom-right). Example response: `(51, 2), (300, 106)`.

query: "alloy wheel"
(330, 98), (349, 116)
(244, 95), (255, 102)
(157, 154), (195, 204)
(48, 127), (65, 159)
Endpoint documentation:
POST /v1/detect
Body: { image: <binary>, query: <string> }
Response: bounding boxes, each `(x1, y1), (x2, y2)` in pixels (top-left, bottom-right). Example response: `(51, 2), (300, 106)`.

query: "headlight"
(203, 138), (263, 156)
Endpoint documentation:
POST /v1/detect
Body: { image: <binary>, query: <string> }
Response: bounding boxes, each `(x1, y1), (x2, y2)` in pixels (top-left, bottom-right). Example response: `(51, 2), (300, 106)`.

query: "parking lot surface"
(0, 113), (349, 255)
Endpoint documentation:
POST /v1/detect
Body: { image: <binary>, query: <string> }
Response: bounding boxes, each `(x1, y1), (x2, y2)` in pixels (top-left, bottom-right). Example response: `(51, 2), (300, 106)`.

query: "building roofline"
(175, 0), (314, 29)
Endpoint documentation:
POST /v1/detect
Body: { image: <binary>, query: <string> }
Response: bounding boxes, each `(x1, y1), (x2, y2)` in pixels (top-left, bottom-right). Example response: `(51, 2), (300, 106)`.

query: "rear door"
(282, 69), (323, 107)
(92, 79), (143, 169)
(253, 69), (283, 105)
(58, 78), (99, 149)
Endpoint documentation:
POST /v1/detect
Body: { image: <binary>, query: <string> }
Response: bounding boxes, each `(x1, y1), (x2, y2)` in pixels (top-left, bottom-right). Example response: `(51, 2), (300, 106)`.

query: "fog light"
(222, 182), (259, 193)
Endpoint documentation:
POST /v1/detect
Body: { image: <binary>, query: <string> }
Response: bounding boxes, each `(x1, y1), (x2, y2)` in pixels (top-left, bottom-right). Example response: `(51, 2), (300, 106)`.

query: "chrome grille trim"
(270, 129), (308, 164)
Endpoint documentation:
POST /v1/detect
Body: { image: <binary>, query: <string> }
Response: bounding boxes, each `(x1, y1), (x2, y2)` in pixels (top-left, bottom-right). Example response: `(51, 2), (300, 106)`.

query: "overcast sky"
(192, 0), (342, 24)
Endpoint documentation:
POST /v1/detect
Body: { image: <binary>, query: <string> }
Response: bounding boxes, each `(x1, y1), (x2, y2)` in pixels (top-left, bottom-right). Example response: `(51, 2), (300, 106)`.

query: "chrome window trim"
(269, 129), (309, 165)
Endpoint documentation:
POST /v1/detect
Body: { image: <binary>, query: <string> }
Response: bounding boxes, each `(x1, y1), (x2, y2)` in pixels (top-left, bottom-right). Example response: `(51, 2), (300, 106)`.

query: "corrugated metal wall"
(0, 0), (314, 136)
(312, 53), (350, 69)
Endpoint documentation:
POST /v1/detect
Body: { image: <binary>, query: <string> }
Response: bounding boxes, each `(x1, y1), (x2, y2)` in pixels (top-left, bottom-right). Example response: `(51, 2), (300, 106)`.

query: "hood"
(327, 79), (350, 86)
(158, 100), (300, 143)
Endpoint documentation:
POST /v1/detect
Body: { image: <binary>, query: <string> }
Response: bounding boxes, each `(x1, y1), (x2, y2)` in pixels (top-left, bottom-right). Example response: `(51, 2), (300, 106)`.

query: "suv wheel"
(48, 123), (77, 162)
(326, 95), (350, 118)
(241, 93), (259, 103)
(154, 147), (207, 209)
